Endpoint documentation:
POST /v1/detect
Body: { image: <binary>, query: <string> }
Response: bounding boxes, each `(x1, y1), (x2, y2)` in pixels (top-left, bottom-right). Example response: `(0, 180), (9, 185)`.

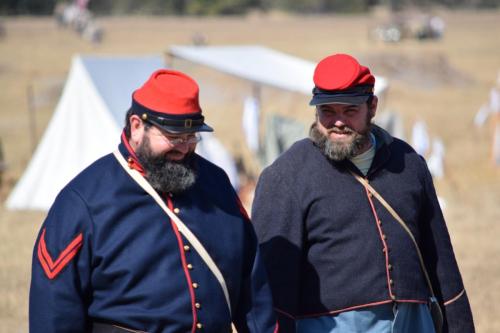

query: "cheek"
(318, 114), (333, 128)
(149, 139), (174, 155)
(316, 121), (331, 135)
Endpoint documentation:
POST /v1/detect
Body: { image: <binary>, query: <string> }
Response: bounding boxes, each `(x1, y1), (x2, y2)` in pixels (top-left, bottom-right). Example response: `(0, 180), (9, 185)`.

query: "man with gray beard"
(252, 54), (474, 333)
(30, 69), (278, 333)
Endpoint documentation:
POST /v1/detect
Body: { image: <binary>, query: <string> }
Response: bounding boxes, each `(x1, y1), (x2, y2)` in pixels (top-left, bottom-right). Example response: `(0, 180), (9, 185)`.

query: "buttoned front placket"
(362, 178), (397, 301)
(165, 193), (204, 332)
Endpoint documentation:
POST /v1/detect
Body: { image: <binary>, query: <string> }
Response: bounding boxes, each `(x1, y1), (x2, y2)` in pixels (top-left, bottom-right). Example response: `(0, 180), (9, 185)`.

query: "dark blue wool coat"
(30, 140), (277, 333)
(252, 126), (474, 333)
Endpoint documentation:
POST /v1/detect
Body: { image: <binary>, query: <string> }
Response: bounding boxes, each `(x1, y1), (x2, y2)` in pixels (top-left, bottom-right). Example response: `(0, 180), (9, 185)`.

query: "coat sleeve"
(232, 221), (279, 333)
(251, 166), (304, 333)
(418, 161), (475, 333)
(29, 187), (93, 333)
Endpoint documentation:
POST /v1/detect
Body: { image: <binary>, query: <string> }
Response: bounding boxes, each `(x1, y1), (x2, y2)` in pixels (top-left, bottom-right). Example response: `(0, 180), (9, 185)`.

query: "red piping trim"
(273, 321), (279, 333)
(37, 228), (83, 279)
(166, 196), (197, 333)
(293, 299), (427, 319)
(364, 185), (395, 299)
(235, 196), (250, 221)
(275, 308), (295, 319)
(121, 131), (145, 175)
(444, 289), (465, 306)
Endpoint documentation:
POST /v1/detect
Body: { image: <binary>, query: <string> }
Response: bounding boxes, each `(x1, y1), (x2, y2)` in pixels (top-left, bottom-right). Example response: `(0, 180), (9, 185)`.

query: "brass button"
(388, 264), (393, 271)
(368, 192), (373, 198)
(187, 264), (193, 270)
(377, 220), (382, 225)
(391, 294), (396, 300)
(141, 113), (148, 120)
(192, 282), (199, 289)
(196, 323), (203, 329)
(174, 208), (180, 214)
(382, 234), (387, 240)
(183, 245), (190, 251)
(389, 279), (394, 285)
(195, 302), (201, 309)
(382, 248), (386, 253)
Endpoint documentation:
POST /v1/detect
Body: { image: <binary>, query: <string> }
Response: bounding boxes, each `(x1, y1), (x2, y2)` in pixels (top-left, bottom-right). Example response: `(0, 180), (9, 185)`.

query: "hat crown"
(313, 54), (375, 91)
(133, 69), (201, 115)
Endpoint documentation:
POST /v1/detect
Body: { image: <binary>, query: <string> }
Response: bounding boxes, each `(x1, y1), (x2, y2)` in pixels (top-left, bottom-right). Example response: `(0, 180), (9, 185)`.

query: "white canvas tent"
(168, 45), (389, 97)
(6, 55), (165, 210)
(168, 45), (389, 167)
(7, 54), (242, 211)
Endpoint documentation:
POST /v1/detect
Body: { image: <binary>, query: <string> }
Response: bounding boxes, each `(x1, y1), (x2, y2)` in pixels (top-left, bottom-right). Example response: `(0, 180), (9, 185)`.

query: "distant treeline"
(2, 0), (499, 16)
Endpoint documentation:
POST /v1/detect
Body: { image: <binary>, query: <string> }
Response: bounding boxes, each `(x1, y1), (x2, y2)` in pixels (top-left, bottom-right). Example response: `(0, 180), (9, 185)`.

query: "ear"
(129, 114), (145, 149)
(368, 96), (378, 118)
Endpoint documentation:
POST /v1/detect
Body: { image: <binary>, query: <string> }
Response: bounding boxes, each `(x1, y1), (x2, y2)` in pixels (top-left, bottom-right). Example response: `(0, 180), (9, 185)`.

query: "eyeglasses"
(147, 124), (202, 145)
(166, 134), (202, 145)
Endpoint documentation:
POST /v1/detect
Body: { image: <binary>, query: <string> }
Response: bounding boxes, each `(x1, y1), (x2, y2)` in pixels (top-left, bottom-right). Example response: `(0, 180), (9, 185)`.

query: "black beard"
(309, 123), (372, 161)
(135, 136), (197, 194)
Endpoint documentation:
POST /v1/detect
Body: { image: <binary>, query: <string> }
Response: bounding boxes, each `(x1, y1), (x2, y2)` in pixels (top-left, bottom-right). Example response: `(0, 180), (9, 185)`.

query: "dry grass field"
(1, 9), (499, 332)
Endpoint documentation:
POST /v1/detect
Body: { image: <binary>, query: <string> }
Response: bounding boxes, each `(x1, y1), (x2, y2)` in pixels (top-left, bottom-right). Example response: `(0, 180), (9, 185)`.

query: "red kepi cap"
(310, 54), (375, 106)
(131, 69), (213, 133)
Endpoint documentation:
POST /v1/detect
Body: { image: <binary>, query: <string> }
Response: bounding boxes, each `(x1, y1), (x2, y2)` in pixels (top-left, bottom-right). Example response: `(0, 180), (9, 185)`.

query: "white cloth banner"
(242, 96), (260, 153)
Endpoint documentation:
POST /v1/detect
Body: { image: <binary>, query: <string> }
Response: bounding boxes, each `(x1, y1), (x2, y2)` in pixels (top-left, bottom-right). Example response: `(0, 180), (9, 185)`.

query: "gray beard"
(135, 136), (197, 194)
(309, 123), (371, 161)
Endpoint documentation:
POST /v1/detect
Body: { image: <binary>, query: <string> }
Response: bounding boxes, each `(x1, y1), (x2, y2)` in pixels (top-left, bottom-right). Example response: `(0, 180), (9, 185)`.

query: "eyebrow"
(319, 105), (359, 112)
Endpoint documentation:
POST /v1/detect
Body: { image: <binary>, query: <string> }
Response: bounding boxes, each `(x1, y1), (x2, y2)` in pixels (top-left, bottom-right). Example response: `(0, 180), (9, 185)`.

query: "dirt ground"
(0, 9), (499, 333)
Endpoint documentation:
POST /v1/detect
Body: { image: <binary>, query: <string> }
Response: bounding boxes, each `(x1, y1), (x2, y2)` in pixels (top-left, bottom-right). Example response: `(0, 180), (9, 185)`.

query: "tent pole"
(165, 52), (175, 68)
(493, 111), (500, 166)
(252, 82), (262, 150)
(27, 83), (37, 153)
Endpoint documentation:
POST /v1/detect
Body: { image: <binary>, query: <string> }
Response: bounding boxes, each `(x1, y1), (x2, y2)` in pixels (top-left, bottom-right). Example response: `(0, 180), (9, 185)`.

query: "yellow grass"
(1, 10), (500, 332)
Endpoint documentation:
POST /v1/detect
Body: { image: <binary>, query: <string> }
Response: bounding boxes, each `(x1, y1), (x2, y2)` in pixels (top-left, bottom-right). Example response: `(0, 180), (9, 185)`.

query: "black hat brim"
(148, 119), (214, 134)
(309, 94), (370, 106)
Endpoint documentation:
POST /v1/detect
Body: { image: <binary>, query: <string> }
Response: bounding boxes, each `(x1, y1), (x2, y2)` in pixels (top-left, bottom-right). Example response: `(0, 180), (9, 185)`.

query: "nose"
(174, 141), (190, 154)
(332, 118), (347, 129)
(321, 116), (346, 130)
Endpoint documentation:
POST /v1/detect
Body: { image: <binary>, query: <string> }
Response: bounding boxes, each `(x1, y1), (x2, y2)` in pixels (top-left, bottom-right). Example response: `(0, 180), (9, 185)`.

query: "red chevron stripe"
(37, 228), (83, 280)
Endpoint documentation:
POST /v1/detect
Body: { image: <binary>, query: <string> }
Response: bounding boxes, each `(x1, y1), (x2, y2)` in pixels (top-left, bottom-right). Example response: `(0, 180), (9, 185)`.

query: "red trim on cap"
(37, 228), (83, 279)
(166, 196), (198, 333)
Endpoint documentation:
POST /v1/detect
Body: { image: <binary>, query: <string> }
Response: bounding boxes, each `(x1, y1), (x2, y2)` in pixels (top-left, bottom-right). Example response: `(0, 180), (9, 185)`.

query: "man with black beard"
(252, 54), (474, 333)
(134, 129), (197, 194)
(30, 69), (278, 333)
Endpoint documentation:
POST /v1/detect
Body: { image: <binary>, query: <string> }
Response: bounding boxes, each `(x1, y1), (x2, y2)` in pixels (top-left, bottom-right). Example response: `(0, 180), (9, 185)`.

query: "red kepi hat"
(131, 69), (213, 133)
(310, 54), (375, 106)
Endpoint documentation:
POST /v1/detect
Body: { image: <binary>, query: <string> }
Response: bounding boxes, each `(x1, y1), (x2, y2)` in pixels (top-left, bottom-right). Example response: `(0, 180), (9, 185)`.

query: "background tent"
(168, 45), (389, 167)
(6, 55), (164, 210)
(168, 45), (389, 97)
(6, 54), (239, 211)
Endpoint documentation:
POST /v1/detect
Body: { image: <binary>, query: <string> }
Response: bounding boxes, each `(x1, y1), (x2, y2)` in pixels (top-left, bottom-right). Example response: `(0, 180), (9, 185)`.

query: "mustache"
(326, 126), (355, 135)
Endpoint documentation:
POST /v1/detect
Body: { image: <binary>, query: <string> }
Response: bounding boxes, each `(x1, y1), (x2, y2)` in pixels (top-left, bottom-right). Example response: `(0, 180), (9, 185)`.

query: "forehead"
(317, 103), (364, 112)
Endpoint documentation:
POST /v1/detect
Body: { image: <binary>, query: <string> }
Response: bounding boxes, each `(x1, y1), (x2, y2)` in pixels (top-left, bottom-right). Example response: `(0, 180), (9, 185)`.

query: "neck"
(354, 132), (375, 157)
